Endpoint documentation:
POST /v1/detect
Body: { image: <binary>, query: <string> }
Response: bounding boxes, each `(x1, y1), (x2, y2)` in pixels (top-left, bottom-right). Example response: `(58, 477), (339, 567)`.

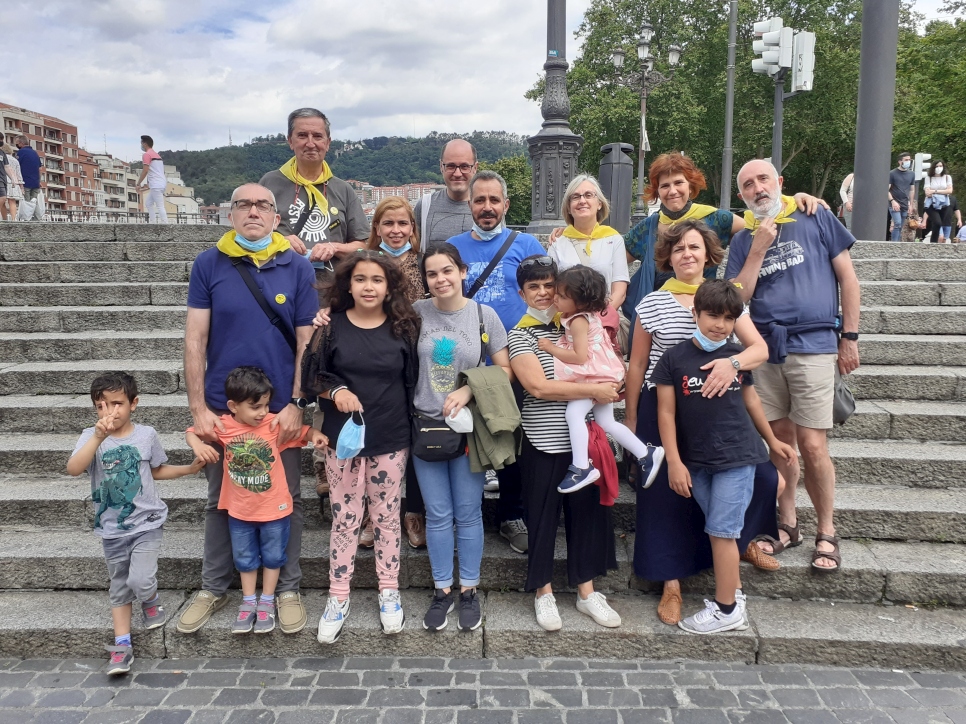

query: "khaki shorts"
(754, 353), (837, 429)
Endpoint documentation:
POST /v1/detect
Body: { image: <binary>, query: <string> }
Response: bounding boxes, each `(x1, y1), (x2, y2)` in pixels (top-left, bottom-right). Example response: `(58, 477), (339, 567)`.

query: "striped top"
(636, 290), (747, 389)
(507, 325), (572, 454)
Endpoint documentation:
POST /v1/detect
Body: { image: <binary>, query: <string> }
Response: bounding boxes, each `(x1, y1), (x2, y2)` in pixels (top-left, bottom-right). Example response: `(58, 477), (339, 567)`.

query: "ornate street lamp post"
(610, 21), (682, 219)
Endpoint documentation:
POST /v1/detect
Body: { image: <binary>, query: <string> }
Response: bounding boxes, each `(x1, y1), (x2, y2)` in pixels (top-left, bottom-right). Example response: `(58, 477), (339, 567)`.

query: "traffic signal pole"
(772, 70), (787, 172)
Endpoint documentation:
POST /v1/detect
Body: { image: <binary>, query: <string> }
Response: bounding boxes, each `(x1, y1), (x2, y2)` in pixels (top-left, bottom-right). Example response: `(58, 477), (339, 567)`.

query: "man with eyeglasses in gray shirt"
(414, 139), (479, 249)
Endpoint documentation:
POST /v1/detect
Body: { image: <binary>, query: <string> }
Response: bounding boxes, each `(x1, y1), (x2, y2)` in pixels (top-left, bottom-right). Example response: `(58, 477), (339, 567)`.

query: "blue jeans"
(890, 208), (907, 241)
(412, 454), (485, 588)
(687, 465), (756, 539)
(228, 516), (291, 572)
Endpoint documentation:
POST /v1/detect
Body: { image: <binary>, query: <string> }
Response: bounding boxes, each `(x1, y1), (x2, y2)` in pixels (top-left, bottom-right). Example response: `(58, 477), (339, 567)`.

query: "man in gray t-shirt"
(414, 139), (478, 248)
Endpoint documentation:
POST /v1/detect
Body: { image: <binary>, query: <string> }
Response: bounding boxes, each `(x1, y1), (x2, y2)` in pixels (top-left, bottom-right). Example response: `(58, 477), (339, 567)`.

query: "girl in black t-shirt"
(302, 251), (420, 644)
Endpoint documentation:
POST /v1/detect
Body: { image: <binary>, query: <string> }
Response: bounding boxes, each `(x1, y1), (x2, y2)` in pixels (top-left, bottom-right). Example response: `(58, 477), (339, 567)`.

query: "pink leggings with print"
(324, 447), (407, 598)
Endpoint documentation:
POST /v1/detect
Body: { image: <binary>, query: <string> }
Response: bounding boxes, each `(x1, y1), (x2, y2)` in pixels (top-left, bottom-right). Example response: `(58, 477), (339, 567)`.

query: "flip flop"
(754, 521), (802, 556)
(811, 533), (841, 572)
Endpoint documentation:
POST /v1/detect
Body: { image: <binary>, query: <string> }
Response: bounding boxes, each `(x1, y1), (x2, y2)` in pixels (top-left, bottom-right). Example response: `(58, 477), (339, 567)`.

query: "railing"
(38, 210), (226, 225)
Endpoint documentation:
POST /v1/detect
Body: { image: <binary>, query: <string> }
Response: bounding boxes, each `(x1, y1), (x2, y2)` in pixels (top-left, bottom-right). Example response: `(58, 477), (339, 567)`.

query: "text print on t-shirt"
(287, 197), (331, 244)
(758, 237), (805, 279)
(681, 372), (744, 397)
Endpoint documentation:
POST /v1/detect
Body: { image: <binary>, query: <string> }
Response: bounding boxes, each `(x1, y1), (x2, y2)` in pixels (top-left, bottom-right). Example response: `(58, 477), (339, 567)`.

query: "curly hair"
(367, 196), (420, 253)
(555, 266), (609, 314)
(326, 251), (421, 342)
(653, 219), (724, 273)
(645, 152), (708, 203)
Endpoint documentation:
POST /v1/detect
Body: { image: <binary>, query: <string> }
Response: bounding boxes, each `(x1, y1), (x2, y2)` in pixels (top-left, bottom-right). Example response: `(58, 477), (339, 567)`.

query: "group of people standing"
(74, 106), (864, 675)
(0, 135), (42, 221)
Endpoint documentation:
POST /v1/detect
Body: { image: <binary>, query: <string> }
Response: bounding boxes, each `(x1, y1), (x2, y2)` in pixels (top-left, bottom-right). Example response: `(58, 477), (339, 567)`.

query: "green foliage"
(159, 131), (526, 205)
(527, 0), (936, 208)
(479, 155), (533, 226)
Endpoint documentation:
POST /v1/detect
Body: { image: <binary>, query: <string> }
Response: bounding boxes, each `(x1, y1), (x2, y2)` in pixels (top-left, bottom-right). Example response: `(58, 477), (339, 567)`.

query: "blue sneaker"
(638, 445), (665, 490)
(557, 464), (600, 494)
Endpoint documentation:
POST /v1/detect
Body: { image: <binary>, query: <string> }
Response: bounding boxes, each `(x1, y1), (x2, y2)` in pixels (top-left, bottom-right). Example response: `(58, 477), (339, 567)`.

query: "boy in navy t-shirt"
(651, 280), (795, 635)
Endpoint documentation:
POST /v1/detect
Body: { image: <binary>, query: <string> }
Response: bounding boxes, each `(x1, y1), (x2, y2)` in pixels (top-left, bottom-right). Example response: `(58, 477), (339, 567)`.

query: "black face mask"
(660, 200), (693, 220)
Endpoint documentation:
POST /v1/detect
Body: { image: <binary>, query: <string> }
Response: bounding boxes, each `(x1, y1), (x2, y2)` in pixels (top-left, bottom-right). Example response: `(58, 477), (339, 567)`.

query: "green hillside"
(156, 131), (527, 205)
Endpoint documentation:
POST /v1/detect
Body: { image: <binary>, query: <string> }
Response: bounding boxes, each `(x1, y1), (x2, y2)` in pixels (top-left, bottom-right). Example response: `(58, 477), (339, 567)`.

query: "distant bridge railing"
(39, 210), (225, 225)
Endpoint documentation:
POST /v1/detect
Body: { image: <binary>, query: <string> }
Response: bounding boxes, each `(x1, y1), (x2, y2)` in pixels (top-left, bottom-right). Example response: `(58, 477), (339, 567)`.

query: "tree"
(479, 155), (533, 226)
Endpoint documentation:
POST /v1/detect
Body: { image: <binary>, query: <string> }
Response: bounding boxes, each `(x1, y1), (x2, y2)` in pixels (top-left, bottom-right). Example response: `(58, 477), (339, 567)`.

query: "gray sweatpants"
(201, 444), (303, 595)
(102, 527), (163, 608)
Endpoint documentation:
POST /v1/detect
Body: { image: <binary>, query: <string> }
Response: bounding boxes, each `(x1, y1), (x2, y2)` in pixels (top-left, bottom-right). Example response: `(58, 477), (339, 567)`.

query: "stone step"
(846, 365), (966, 401)
(0, 393), (192, 432)
(859, 280), (966, 306)
(0, 282), (187, 307)
(0, 221), (223, 243)
(854, 258), (966, 282)
(1, 588), (963, 669)
(0, 260), (191, 283)
(0, 240), (214, 262)
(850, 240), (966, 259)
(861, 305), (966, 335)
(831, 399), (966, 441)
(0, 305), (185, 332)
(2, 524), (962, 606)
(0, 330), (184, 364)
(859, 334), (966, 366)
(0, 359), (181, 395)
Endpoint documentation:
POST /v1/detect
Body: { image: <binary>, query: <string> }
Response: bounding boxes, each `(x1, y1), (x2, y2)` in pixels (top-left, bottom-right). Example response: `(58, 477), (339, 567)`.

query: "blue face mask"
(335, 412), (366, 460)
(235, 231), (273, 252)
(379, 241), (412, 257)
(693, 326), (728, 352)
(472, 222), (503, 241)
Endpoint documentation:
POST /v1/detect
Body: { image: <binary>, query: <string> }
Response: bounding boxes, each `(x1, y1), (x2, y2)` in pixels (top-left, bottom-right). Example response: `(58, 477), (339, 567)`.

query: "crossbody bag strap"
(466, 230), (518, 299)
(476, 300), (487, 367)
(231, 258), (298, 354)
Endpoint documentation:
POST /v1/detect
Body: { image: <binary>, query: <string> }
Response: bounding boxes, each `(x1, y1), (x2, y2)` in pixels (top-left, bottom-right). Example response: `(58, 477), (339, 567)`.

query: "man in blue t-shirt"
(180, 182), (318, 636)
(14, 135), (43, 204)
(448, 170), (545, 554)
(726, 159), (861, 574)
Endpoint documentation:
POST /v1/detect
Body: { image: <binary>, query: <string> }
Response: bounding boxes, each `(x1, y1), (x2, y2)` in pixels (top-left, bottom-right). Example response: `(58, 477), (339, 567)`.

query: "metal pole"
(720, 0), (738, 210)
(852, 0), (900, 241)
(637, 88), (647, 215)
(772, 71), (785, 172)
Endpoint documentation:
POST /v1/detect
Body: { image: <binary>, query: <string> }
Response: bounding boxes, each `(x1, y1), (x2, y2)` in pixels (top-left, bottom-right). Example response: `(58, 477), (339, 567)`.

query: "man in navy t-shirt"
(448, 170), (545, 554)
(726, 159), (861, 573)
(14, 135), (43, 204)
(179, 182), (318, 636)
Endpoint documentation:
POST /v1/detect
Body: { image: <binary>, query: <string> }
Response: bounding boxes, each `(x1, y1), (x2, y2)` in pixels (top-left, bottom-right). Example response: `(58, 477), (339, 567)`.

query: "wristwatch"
(290, 397), (309, 409)
(840, 332), (859, 341)
(728, 356), (741, 371)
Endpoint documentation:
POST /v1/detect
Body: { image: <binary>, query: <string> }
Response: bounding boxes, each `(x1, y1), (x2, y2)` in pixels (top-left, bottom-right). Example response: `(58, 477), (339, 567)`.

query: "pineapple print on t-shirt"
(430, 336), (459, 392)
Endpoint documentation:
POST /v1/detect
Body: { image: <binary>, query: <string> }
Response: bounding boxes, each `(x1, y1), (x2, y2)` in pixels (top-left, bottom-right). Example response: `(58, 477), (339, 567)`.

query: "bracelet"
(329, 385), (348, 400)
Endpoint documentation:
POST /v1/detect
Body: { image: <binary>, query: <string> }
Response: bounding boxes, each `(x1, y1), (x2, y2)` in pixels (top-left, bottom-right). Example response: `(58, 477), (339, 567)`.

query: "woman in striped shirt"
(624, 219), (780, 626)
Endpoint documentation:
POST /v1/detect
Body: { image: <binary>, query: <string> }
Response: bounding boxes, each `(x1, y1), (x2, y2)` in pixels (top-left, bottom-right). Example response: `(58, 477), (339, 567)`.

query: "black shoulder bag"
(411, 302), (487, 462)
(231, 258), (298, 354)
(465, 230), (518, 299)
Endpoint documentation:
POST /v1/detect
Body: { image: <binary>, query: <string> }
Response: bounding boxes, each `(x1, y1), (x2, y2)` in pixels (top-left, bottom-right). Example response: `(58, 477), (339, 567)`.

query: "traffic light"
(914, 153), (932, 180)
(791, 31), (816, 92)
(752, 18), (793, 76)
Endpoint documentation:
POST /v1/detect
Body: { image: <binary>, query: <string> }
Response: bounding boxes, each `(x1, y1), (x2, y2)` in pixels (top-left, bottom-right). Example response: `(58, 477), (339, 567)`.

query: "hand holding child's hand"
(668, 461), (692, 498)
(309, 430), (329, 448)
(193, 443), (220, 465)
(188, 456), (207, 473)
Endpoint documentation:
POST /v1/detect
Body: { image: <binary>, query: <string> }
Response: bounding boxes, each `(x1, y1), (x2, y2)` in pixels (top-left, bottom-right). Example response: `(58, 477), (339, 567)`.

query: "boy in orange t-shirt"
(187, 367), (327, 634)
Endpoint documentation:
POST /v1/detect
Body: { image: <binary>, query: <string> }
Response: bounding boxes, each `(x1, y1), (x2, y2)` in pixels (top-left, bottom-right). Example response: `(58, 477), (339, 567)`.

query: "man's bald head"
(737, 160), (783, 217)
(231, 183), (277, 207)
(440, 139), (479, 201)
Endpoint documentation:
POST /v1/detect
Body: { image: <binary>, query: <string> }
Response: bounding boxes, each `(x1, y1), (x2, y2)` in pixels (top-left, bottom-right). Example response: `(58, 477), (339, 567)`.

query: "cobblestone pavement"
(1, 657), (964, 724)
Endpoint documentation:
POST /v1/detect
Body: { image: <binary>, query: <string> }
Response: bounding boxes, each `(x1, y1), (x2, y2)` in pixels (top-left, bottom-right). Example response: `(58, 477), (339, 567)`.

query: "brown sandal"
(657, 582), (682, 625)
(811, 533), (841, 572)
(754, 522), (802, 556)
(741, 541), (781, 571)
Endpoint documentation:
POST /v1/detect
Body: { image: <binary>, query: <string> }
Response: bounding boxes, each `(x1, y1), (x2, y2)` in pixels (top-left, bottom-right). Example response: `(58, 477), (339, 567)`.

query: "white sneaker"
(483, 469), (500, 493)
(378, 589), (405, 635)
(678, 599), (749, 635)
(575, 591), (621, 628)
(534, 593), (562, 632)
(317, 595), (350, 644)
(735, 589), (749, 628)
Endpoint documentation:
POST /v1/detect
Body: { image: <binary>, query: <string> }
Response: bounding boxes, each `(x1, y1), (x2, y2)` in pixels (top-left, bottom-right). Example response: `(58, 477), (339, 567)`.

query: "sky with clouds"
(0, 0), (954, 162)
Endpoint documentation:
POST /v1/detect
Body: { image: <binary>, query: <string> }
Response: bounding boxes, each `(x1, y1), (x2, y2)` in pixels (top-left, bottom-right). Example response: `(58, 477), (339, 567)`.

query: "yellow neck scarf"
(516, 312), (562, 329)
(658, 202), (718, 226)
(743, 195), (798, 232)
(279, 157), (333, 217)
(660, 278), (703, 295)
(216, 230), (291, 266)
(562, 223), (619, 256)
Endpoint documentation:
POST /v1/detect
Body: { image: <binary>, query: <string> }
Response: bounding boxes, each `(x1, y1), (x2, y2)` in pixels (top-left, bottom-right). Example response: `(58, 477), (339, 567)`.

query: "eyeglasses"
(569, 191), (598, 203)
(441, 163), (476, 174)
(231, 199), (276, 214)
(519, 255), (554, 270)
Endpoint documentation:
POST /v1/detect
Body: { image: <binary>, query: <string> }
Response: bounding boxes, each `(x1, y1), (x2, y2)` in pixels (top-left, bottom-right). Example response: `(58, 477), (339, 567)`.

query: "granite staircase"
(0, 223), (963, 669)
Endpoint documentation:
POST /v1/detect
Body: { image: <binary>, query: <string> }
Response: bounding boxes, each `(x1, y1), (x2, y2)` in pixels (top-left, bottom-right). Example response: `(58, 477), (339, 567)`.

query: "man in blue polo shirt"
(178, 182), (318, 635)
(14, 135), (43, 206)
(449, 170), (545, 555)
